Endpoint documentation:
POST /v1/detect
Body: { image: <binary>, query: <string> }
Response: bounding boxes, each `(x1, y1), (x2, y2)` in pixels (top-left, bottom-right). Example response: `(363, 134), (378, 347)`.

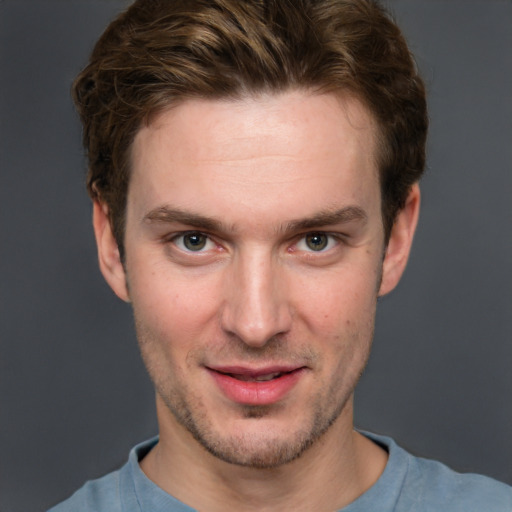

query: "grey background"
(1, 1), (511, 511)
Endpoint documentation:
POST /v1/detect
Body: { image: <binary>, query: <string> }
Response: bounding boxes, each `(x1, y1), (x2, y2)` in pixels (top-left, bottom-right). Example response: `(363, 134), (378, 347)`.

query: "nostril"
(220, 264), (293, 346)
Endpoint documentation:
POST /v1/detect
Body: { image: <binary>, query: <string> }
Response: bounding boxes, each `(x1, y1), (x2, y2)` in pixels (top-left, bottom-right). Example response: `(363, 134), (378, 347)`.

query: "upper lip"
(206, 365), (305, 378)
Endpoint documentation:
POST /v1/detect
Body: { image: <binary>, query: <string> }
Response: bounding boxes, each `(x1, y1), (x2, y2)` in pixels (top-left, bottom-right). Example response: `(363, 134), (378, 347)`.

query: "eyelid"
(168, 230), (217, 252)
(293, 231), (343, 253)
(164, 229), (346, 254)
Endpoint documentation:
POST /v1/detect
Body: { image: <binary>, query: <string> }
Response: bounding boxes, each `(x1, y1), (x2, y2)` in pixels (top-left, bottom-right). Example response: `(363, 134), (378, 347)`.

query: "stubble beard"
(135, 303), (376, 470)
(158, 378), (352, 469)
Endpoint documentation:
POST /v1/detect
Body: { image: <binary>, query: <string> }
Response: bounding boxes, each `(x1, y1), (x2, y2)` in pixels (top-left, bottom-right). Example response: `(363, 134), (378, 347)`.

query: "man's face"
(98, 91), (411, 468)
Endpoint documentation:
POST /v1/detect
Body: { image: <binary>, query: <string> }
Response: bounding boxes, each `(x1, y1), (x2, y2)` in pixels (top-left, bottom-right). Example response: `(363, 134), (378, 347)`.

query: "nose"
(220, 249), (292, 347)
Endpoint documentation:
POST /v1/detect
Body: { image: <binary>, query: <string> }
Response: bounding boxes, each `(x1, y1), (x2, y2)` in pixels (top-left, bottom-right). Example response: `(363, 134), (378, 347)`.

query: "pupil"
(306, 233), (328, 251)
(184, 233), (206, 251)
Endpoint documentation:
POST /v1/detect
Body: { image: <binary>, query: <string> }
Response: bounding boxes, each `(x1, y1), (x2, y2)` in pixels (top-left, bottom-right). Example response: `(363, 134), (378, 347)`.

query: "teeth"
(231, 372), (282, 382)
(254, 372), (281, 381)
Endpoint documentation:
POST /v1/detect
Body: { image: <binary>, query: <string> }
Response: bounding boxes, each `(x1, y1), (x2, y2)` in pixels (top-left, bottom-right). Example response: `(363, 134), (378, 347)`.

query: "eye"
(296, 232), (337, 252)
(173, 232), (215, 252)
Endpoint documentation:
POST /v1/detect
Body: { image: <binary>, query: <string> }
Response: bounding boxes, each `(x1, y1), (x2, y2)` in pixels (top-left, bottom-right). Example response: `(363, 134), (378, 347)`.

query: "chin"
(197, 425), (320, 469)
(169, 394), (346, 469)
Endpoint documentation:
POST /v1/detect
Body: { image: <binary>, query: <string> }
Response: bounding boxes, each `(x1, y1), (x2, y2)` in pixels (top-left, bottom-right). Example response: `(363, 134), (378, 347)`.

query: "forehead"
(129, 91), (380, 227)
(137, 90), (377, 165)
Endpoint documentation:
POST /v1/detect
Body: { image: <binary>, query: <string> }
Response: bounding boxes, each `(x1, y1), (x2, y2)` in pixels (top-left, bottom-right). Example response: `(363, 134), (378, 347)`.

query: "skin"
(94, 90), (420, 511)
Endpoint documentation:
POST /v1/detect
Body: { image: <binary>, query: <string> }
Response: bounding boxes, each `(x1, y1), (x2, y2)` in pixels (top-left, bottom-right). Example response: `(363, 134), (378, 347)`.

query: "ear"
(92, 200), (130, 302)
(378, 184), (420, 297)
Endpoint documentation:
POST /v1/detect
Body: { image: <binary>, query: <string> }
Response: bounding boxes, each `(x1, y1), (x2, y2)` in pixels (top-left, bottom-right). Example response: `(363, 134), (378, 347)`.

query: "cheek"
(128, 264), (222, 353)
(131, 279), (214, 390)
(293, 264), (379, 336)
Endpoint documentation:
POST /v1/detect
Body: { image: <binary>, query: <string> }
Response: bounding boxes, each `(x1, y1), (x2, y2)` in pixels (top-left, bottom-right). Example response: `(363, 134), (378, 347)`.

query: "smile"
(224, 371), (285, 382)
(206, 366), (306, 406)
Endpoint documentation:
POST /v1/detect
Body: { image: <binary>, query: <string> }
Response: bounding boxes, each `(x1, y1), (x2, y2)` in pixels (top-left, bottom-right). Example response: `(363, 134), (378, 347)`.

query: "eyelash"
(294, 232), (340, 253)
(167, 231), (342, 254)
(169, 231), (218, 253)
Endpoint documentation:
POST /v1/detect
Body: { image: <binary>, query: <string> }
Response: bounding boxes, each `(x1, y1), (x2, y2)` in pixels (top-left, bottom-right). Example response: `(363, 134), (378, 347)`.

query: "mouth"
(218, 370), (293, 382)
(206, 365), (306, 405)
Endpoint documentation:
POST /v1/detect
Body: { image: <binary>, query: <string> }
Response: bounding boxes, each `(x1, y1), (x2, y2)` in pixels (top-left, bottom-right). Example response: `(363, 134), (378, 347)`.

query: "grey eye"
(305, 233), (328, 251)
(183, 233), (208, 251)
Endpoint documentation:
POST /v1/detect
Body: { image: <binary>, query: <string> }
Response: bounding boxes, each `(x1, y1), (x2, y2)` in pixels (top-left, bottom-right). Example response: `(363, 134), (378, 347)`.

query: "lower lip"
(208, 368), (305, 406)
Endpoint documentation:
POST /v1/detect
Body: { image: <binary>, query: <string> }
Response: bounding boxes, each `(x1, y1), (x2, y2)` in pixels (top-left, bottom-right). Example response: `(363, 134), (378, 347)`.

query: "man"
(50, 0), (512, 510)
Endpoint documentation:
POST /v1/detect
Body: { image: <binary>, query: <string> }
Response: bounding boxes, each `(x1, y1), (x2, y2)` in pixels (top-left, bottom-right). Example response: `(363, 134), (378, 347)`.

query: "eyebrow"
(144, 207), (224, 232)
(143, 205), (367, 234)
(284, 206), (367, 232)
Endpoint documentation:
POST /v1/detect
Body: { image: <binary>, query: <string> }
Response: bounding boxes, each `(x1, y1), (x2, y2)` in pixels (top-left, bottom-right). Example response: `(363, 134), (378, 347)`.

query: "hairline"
(119, 86), (389, 246)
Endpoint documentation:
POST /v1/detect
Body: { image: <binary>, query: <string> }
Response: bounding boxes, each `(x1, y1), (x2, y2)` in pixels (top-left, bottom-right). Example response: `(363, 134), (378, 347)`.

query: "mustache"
(191, 334), (319, 366)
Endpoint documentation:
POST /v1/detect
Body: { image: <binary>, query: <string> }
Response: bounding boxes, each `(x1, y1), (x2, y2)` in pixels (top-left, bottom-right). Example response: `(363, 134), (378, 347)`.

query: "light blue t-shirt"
(49, 432), (512, 511)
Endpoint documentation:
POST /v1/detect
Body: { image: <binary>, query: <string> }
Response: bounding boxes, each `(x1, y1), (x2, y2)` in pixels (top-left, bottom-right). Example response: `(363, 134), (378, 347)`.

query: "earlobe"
(92, 201), (130, 302)
(378, 184), (420, 297)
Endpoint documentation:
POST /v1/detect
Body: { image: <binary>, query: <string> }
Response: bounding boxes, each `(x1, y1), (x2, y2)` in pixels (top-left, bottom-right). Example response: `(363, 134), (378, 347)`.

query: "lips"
(232, 371), (283, 382)
(206, 365), (306, 405)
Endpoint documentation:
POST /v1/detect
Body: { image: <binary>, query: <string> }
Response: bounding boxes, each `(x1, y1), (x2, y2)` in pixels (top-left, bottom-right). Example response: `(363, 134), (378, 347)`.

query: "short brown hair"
(73, 0), (428, 259)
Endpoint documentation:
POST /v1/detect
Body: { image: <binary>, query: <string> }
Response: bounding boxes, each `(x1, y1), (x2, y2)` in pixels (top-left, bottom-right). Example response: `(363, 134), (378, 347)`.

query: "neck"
(140, 396), (387, 511)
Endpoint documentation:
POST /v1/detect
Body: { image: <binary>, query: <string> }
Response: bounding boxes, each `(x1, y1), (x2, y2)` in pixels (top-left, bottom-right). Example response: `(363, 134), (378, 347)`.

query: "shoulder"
(360, 432), (512, 512)
(47, 469), (122, 512)
(47, 437), (159, 512)
(402, 454), (512, 511)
